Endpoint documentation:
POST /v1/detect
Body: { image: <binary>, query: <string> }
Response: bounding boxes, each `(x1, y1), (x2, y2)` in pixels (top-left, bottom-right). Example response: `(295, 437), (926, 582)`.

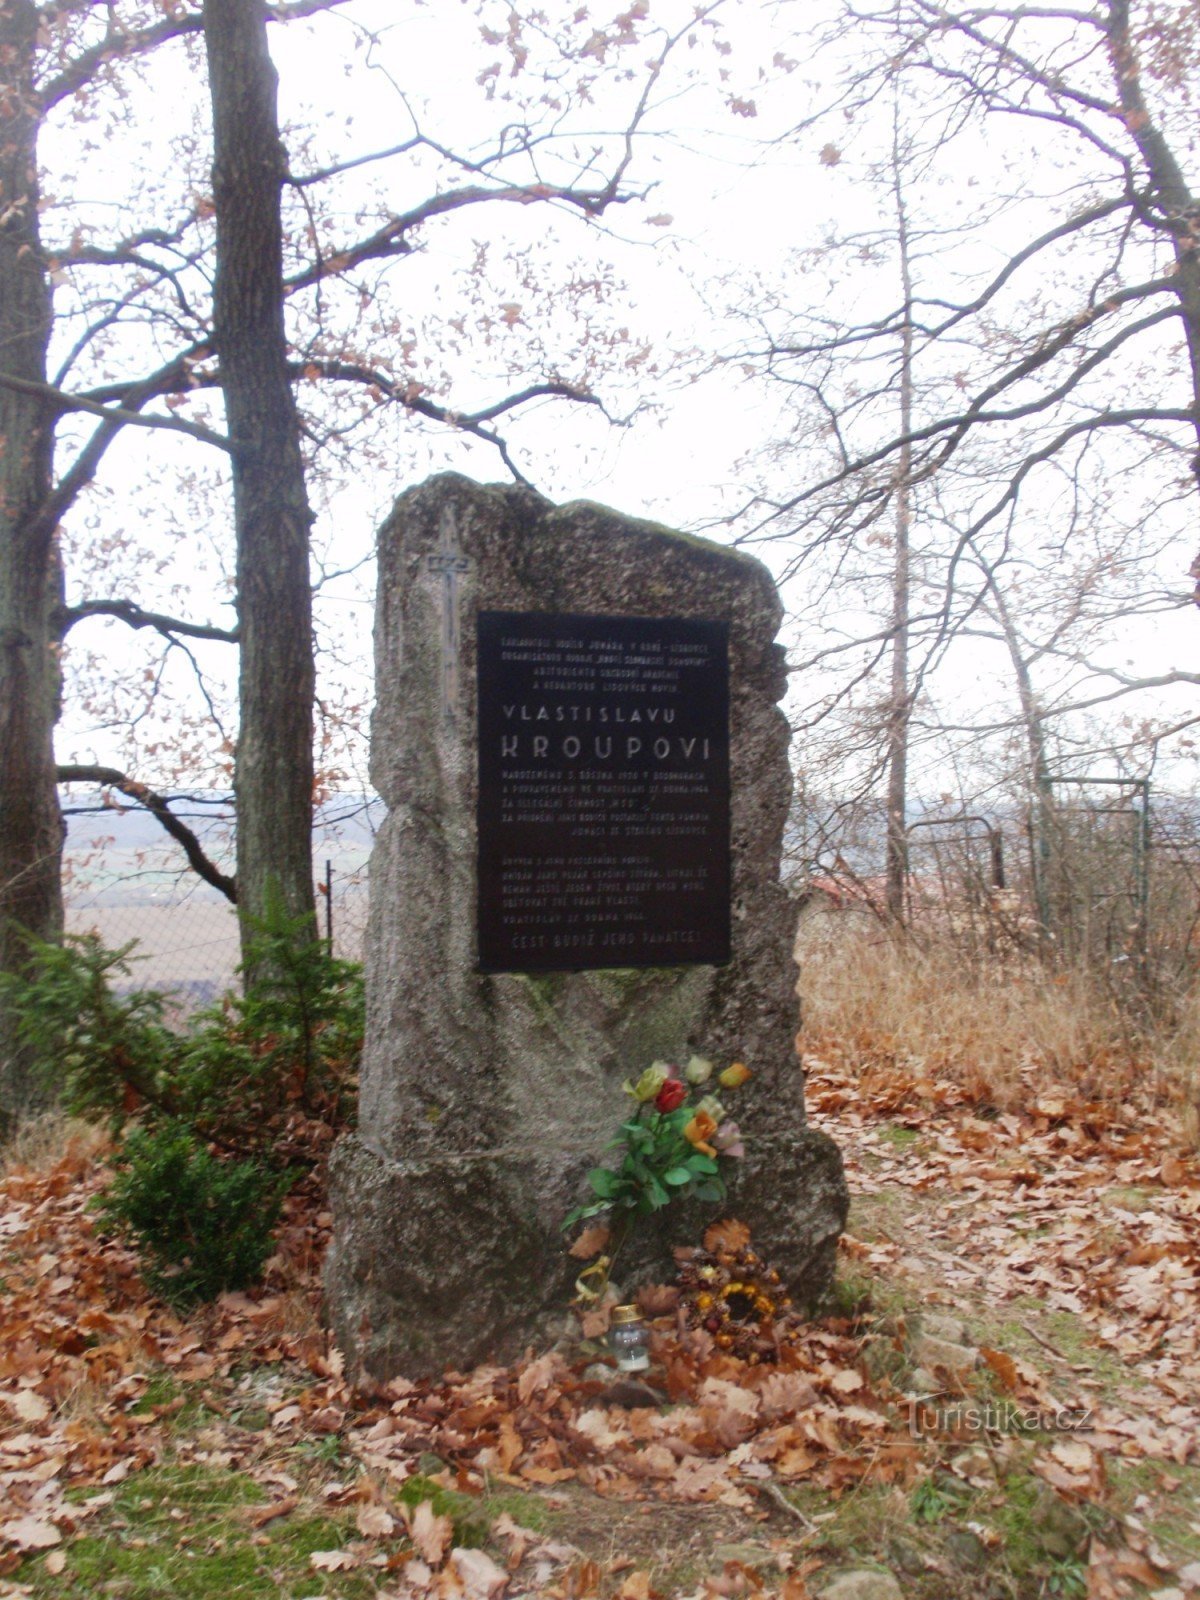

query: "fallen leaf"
(617, 1572), (652, 1600)
(567, 1557), (603, 1596)
(247, 1497), (297, 1528)
(517, 1351), (560, 1404)
(407, 1500), (453, 1566)
(568, 1224), (610, 1260)
(310, 1547), (359, 1571)
(580, 1304), (612, 1338)
(574, 1408), (629, 1451)
(1, 1517), (61, 1552)
(1051, 1439), (1096, 1475)
(635, 1283), (679, 1317)
(356, 1503), (396, 1538)
(451, 1545), (510, 1599)
(491, 1511), (529, 1568)
(1160, 1153), (1186, 1186)
(980, 1347), (1019, 1392)
(3, 1389), (49, 1424)
(703, 1218), (751, 1253)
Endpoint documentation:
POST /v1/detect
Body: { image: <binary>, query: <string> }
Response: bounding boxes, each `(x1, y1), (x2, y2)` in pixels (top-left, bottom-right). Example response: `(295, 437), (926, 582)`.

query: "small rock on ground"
(713, 1544), (783, 1571)
(905, 1367), (940, 1396)
(921, 1313), (968, 1343)
(912, 1312), (978, 1372)
(912, 1332), (978, 1371)
(820, 1571), (905, 1600)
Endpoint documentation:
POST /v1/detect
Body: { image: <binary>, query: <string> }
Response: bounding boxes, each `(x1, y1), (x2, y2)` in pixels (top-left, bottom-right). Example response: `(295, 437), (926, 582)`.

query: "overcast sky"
(45, 0), (1200, 848)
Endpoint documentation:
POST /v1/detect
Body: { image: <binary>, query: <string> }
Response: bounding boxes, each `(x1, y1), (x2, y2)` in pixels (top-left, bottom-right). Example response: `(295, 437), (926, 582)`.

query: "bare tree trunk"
(1104, 0), (1200, 603)
(0, 0), (63, 1122)
(970, 548), (1055, 945)
(203, 0), (317, 962)
(884, 106), (914, 924)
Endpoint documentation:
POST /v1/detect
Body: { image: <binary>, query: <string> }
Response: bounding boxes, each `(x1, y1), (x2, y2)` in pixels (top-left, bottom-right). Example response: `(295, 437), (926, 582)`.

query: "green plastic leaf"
(588, 1167), (622, 1199)
(663, 1167), (693, 1185)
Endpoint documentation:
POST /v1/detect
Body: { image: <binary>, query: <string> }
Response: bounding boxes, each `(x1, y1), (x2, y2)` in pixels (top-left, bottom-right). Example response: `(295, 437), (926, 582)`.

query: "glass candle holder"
(609, 1305), (650, 1372)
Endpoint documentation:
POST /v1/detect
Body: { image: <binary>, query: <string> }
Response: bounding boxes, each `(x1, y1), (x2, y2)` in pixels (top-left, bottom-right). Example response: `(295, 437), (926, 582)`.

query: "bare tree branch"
(291, 358), (607, 483)
(56, 765), (236, 903)
(58, 597), (238, 644)
(285, 181), (639, 293)
(0, 369), (229, 450)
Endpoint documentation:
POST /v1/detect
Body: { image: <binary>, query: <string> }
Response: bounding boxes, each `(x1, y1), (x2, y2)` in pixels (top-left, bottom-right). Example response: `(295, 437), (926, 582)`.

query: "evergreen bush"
(95, 1124), (292, 1307)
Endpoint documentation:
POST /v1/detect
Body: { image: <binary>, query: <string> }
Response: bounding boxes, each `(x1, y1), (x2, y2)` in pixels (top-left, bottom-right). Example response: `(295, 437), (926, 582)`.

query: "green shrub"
(0, 899), (363, 1160)
(2, 900), (360, 1304)
(94, 1125), (292, 1307)
(0, 932), (177, 1125)
(174, 892), (364, 1150)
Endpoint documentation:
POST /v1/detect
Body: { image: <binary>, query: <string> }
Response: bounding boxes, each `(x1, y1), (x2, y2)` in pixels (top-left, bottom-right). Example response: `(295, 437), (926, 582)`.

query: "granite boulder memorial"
(326, 473), (848, 1381)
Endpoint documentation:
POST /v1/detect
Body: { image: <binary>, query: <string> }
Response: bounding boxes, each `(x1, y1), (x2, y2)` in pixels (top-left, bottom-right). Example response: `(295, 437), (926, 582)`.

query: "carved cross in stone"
(426, 513), (472, 728)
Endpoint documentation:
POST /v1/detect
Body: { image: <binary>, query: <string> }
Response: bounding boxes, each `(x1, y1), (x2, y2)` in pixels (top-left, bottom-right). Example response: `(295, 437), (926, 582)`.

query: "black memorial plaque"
(476, 611), (731, 972)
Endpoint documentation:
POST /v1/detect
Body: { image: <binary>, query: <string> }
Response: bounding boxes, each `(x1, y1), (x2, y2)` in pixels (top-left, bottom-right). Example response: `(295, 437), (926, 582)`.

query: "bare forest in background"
(2, 0), (1200, 1129)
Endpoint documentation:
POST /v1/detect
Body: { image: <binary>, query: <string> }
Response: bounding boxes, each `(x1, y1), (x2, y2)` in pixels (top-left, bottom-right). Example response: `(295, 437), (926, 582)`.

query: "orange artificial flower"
(719, 1061), (752, 1089)
(683, 1109), (719, 1158)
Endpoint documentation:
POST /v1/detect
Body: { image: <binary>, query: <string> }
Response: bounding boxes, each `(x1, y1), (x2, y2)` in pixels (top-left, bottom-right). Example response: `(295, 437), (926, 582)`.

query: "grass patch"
(878, 1123), (923, 1150)
(393, 1472), (547, 1549)
(1102, 1184), (1158, 1213)
(982, 1312), (1128, 1403)
(846, 1185), (940, 1246)
(27, 1463), (377, 1600)
(1109, 1458), (1200, 1562)
(987, 1468), (1095, 1598)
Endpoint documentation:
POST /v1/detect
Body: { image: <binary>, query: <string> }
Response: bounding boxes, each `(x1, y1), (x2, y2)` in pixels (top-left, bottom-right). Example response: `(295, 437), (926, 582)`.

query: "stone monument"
(326, 473), (847, 1382)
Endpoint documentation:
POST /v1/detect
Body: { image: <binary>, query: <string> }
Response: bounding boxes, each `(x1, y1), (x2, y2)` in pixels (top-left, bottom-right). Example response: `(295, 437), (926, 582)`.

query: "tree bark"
(0, 0), (63, 1121)
(1103, 0), (1200, 603)
(203, 0), (317, 959)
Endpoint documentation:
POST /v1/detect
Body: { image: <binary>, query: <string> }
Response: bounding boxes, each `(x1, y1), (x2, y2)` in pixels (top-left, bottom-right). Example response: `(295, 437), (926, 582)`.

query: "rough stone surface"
(326, 473), (848, 1382)
(911, 1312), (977, 1373)
(921, 1313), (969, 1343)
(819, 1573), (905, 1600)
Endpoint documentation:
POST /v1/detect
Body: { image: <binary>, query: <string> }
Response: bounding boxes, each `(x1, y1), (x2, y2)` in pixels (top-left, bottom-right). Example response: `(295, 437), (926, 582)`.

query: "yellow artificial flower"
(685, 1055), (713, 1085)
(625, 1063), (669, 1102)
(719, 1061), (752, 1089)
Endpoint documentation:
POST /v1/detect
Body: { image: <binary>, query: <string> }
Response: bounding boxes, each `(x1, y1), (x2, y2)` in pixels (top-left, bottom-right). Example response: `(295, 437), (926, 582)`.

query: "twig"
(1022, 1321), (1093, 1369)
(750, 1478), (816, 1534)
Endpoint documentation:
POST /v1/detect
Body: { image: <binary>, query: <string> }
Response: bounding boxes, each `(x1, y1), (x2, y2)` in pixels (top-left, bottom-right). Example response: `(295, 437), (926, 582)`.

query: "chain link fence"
(791, 786), (1200, 995)
(62, 792), (379, 1007)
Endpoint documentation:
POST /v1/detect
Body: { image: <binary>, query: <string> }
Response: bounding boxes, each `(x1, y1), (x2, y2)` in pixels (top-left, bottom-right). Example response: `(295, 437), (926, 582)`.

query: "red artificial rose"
(654, 1078), (687, 1113)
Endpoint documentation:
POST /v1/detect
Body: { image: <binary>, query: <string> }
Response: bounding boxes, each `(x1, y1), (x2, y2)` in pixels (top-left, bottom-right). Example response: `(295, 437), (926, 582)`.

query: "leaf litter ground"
(0, 1053), (1196, 1600)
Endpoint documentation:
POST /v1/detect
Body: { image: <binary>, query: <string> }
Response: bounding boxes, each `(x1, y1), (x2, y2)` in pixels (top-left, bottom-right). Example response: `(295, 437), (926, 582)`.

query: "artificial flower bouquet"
(563, 1054), (751, 1231)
